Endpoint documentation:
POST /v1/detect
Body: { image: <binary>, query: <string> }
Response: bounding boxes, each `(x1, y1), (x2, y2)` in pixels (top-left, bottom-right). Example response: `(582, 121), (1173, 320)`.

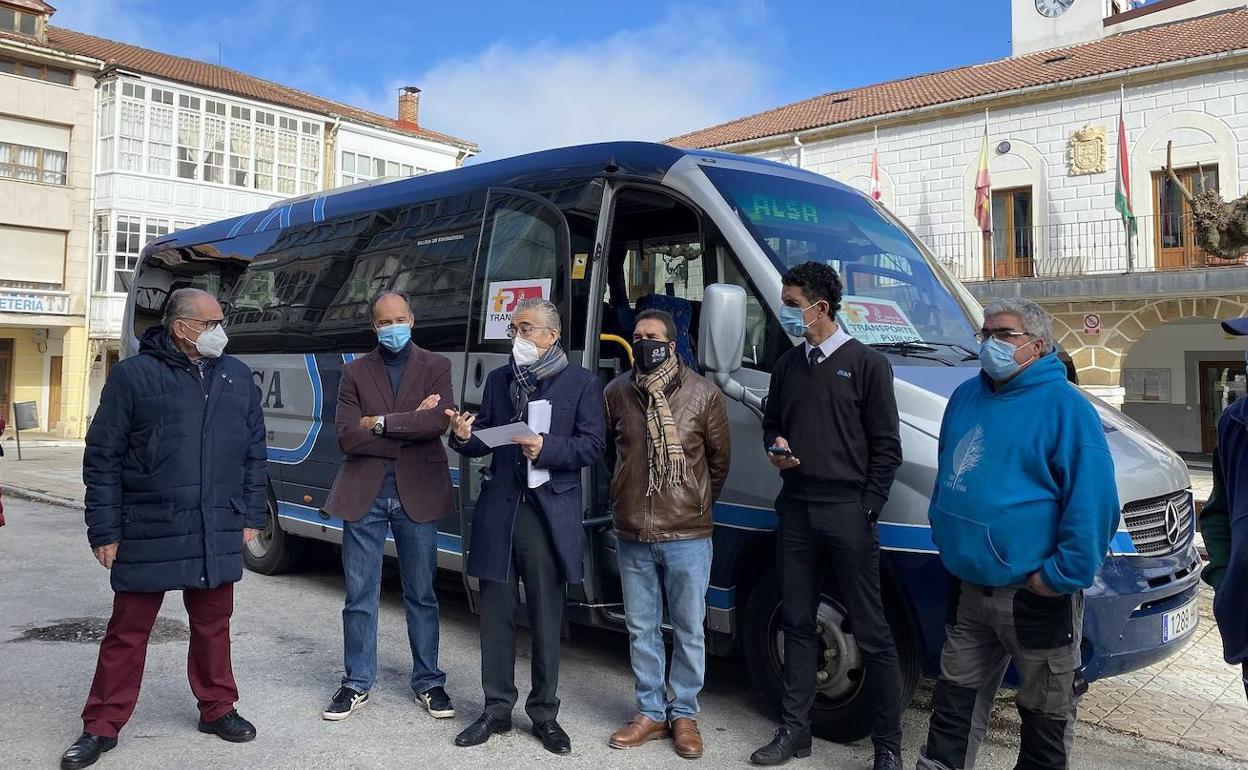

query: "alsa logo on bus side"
(250, 369), (285, 409)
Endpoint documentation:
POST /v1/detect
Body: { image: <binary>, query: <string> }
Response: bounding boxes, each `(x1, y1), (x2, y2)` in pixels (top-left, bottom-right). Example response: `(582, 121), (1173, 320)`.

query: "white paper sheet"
(473, 421), (539, 449)
(526, 399), (552, 489)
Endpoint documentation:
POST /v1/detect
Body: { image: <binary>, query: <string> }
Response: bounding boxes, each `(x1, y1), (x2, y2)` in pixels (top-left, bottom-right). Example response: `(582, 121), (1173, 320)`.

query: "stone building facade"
(671, 0), (1248, 454)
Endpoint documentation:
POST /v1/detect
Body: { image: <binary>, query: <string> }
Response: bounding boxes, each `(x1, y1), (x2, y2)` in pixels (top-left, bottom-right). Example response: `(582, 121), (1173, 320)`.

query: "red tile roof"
(0, 24), (477, 152)
(668, 8), (1248, 150)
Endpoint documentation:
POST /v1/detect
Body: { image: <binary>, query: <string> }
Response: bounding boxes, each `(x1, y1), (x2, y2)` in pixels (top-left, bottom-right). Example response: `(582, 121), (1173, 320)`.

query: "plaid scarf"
(635, 353), (685, 495)
(510, 342), (569, 418)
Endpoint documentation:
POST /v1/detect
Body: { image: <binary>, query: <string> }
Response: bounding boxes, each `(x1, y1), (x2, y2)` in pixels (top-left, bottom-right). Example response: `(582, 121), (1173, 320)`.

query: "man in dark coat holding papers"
(446, 297), (605, 755)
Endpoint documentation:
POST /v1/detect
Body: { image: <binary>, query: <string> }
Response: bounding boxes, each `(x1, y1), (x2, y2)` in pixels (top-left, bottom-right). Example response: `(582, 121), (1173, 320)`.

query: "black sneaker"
(417, 685), (455, 719)
(322, 686), (369, 721)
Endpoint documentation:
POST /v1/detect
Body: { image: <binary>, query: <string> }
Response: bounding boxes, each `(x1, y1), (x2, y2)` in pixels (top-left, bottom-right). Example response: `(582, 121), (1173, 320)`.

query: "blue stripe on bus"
(254, 208), (282, 233)
(227, 212), (256, 239)
(266, 354), (323, 465)
(276, 501), (464, 555)
(706, 585), (735, 610)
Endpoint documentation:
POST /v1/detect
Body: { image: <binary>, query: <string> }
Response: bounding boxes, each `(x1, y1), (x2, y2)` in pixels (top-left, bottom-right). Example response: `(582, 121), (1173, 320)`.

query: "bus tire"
(742, 567), (921, 744)
(242, 498), (303, 575)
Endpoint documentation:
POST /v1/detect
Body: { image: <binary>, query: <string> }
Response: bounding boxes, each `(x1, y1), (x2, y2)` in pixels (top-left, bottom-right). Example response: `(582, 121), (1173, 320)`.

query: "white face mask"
(184, 322), (228, 358)
(512, 336), (541, 366)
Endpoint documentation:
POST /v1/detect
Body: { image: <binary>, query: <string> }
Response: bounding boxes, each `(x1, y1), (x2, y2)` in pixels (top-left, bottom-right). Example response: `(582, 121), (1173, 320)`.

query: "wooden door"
(48, 355), (63, 429)
(1152, 166), (1218, 270)
(1201, 359), (1247, 453)
(982, 187), (1034, 279)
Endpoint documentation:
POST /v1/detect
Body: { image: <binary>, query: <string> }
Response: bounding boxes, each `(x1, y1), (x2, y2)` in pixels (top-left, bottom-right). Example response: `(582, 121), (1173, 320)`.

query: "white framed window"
(229, 119), (251, 187)
(148, 104), (173, 176)
(205, 99), (225, 116)
(94, 213), (111, 293)
(114, 215), (142, 292)
(179, 94), (200, 111)
(203, 114), (225, 183)
(177, 110), (200, 179)
(401, 164), (414, 176)
(174, 220), (196, 232)
(255, 110), (274, 126)
(254, 126), (274, 191)
(146, 218), (170, 244)
(301, 120), (320, 135)
(150, 88), (173, 105)
(279, 116), (298, 132)
(118, 98), (145, 172)
(300, 135), (320, 193)
(277, 130), (297, 194)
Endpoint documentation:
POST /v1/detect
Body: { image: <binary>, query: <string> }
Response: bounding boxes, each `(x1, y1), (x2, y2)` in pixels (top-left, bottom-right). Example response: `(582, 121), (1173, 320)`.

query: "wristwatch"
(371, 415), (386, 436)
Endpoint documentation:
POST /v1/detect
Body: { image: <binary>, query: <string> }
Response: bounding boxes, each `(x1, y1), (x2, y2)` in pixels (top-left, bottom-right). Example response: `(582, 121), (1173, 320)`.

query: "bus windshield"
(703, 165), (979, 354)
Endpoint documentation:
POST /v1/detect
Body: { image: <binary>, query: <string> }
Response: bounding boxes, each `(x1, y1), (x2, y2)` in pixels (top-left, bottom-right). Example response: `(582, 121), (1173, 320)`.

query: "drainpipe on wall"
(791, 134), (804, 169)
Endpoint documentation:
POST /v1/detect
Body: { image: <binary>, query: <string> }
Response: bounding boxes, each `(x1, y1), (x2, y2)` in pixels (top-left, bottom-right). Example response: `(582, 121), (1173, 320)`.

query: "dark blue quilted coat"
(83, 326), (268, 593)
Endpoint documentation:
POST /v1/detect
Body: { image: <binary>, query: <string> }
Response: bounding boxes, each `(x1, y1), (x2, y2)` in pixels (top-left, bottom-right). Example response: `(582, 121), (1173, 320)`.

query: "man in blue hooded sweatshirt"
(917, 298), (1119, 770)
(1208, 316), (1248, 703)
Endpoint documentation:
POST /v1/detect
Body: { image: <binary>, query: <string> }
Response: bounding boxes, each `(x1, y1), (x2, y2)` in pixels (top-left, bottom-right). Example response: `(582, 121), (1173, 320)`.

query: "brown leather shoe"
(671, 718), (704, 759)
(609, 714), (670, 748)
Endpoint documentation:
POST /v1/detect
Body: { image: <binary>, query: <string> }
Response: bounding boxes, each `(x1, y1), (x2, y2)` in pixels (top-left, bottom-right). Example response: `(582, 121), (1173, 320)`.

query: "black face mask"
(633, 339), (672, 374)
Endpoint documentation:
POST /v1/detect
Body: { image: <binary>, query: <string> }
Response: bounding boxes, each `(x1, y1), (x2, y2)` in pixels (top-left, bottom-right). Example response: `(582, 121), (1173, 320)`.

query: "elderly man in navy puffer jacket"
(61, 288), (268, 770)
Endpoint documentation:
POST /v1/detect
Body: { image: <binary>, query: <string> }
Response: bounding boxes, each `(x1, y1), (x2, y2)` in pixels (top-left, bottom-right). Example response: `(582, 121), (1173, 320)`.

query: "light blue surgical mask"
(376, 323), (411, 353)
(979, 336), (1034, 382)
(779, 302), (820, 337)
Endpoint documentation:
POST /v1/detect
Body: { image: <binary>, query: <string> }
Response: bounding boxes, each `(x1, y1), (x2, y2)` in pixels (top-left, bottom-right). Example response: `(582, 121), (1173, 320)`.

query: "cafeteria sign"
(839, 295), (922, 344)
(0, 291), (70, 315)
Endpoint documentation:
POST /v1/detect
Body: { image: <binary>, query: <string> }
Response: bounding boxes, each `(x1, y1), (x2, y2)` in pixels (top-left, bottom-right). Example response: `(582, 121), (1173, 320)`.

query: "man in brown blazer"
(320, 291), (456, 722)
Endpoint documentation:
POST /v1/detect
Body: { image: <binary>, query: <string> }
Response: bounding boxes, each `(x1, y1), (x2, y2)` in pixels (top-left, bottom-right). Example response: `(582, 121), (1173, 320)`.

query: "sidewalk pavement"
(3, 443), (1243, 763)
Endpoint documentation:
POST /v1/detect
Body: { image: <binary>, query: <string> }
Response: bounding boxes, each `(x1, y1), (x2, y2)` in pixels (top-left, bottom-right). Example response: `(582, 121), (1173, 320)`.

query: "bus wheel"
(243, 498), (303, 575)
(742, 568), (920, 744)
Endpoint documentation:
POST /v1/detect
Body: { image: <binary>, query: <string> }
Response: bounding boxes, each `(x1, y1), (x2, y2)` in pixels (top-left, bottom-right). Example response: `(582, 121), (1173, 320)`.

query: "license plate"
(1162, 600), (1198, 643)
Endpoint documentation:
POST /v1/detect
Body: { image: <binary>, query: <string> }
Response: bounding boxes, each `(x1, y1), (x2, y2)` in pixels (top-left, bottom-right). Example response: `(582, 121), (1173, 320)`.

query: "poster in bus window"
(838, 295), (923, 344)
(484, 279), (552, 340)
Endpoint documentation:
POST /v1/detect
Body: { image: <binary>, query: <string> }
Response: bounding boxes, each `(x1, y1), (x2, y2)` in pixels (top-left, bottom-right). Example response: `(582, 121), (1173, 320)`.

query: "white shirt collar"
(805, 324), (852, 362)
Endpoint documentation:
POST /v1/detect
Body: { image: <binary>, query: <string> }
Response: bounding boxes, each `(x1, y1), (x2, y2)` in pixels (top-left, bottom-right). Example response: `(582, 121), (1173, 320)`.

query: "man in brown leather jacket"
(603, 309), (730, 760)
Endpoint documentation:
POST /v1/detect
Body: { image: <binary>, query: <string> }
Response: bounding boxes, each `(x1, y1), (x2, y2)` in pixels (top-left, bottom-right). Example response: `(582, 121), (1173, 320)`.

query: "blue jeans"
(617, 537), (712, 722)
(341, 497), (445, 694)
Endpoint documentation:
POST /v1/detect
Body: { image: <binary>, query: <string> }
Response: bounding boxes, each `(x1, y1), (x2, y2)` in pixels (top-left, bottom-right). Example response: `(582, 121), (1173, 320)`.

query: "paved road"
(0, 500), (1239, 770)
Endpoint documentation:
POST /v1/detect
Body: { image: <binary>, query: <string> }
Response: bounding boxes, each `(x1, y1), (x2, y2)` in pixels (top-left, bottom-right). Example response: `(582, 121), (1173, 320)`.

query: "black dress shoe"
(455, 714), (512, 747)
(532, 719), (572, 755)
(197, 709), (257, 743)
(61, 733), (117, 770)
(750, 727), (811, 766)
(873, 749), (901, 770)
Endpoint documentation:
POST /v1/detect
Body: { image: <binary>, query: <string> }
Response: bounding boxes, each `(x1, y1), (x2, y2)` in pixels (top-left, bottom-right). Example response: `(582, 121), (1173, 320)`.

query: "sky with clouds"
(51, 0), (1013, 160)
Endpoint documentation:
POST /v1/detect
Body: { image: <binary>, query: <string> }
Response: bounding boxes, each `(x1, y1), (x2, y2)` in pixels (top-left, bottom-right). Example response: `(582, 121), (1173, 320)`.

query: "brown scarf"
(635, 353), (685, 495)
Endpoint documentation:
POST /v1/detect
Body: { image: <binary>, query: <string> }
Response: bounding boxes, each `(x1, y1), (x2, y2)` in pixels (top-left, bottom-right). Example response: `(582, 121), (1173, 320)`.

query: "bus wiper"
(867, 341), (971, 366)
(870, 340), (979, 361)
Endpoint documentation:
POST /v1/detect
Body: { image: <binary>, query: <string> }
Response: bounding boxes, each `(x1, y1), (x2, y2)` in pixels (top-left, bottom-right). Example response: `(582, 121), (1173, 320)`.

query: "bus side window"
(711, 242), (789, 372)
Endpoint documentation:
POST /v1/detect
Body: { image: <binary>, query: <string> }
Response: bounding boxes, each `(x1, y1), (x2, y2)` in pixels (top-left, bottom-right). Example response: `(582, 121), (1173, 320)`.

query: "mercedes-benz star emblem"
(1163, 499), (1183, 547)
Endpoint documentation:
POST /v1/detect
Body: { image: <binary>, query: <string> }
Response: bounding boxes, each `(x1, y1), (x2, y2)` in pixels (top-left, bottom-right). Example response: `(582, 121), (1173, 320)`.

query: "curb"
(4, 484), (83, 511)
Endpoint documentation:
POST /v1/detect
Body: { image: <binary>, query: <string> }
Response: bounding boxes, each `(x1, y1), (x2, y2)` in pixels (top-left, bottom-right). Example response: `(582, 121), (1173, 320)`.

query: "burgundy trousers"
(81, 583), (238, 737)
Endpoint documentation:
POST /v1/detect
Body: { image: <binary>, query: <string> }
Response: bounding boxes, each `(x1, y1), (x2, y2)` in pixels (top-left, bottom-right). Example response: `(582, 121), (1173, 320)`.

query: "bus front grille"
(1122, 491), (1194, 557)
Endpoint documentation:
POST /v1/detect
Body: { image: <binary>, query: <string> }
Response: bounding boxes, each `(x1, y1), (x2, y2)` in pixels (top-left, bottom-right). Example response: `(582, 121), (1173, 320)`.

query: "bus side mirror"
(699, 283), (746, 374)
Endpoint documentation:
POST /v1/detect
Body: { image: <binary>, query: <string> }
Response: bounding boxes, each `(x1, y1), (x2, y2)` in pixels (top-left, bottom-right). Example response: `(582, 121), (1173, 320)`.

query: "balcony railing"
(925, 213), (1246, 282)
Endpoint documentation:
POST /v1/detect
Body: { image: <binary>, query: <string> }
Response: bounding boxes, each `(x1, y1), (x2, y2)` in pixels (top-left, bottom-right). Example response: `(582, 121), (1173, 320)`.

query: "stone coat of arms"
(1069, 124), (1107, 175)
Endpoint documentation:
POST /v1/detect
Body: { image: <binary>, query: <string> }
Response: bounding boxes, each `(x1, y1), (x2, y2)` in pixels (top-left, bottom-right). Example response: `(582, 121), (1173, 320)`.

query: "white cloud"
(413, 6), (779, 160)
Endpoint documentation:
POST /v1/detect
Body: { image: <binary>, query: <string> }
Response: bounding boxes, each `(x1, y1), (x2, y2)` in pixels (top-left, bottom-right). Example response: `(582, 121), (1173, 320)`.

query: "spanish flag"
(974, 128), (992, 233)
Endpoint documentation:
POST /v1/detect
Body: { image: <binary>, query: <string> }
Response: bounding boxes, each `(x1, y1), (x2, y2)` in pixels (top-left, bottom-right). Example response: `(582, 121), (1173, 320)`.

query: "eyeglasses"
(179, 316), (226, 331)
(506, 323), (554, 339)
(975, 329), (1032, 343)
